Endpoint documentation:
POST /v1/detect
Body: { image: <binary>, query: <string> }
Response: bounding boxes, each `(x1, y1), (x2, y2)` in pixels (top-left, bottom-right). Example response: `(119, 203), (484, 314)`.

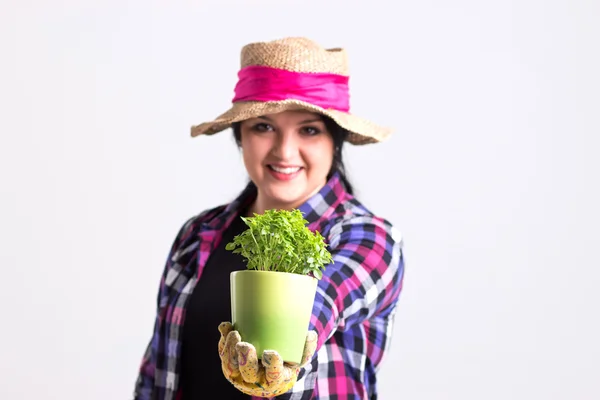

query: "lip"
(266, 164), (303, 181)
(268, 164), (302, 169)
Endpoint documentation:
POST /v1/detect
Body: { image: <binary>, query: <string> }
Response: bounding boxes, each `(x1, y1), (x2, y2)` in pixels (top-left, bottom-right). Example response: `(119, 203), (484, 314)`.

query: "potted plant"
(225, 208), (333, 364)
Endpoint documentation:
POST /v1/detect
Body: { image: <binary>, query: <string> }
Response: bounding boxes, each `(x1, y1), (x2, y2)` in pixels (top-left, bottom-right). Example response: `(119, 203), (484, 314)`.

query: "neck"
(247, 195), (299, 216)
(248, 187), (323, 216)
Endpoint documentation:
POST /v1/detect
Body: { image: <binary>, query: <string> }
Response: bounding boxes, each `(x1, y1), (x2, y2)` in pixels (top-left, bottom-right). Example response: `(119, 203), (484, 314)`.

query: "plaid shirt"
(133, 172), (405, 400)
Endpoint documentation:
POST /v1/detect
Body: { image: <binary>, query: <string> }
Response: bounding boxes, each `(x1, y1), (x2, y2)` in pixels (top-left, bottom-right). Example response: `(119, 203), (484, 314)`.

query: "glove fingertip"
(236, 341), (255, 353)
(262, 349), (283, 366)
(218, 321), (233, 335)
(226, 330), (242, 345)
(263, 349), (279, 357)
(301, 332), (318, 365)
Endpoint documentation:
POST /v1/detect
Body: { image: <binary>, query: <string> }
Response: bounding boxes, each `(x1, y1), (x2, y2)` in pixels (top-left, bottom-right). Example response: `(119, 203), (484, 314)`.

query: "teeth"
(270, 165), (301, 174)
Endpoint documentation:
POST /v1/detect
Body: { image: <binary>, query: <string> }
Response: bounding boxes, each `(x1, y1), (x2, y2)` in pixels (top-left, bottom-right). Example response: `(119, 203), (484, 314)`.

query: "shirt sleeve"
(309, 214), (405, 351)
(132, 216), (199, 400)
(133, 336), (157, 400)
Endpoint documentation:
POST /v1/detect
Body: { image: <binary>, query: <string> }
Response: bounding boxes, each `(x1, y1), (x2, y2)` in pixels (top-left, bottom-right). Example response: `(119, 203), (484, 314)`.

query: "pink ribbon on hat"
(232, 65), (350, 112)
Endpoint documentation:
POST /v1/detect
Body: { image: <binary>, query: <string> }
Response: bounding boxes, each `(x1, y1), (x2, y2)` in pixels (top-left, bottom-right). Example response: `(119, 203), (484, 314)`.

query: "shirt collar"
(298, 171), (349, 227)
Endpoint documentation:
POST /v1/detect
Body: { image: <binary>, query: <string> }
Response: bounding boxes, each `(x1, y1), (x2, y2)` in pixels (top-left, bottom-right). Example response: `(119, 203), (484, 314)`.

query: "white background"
(1, 0), (599, 399)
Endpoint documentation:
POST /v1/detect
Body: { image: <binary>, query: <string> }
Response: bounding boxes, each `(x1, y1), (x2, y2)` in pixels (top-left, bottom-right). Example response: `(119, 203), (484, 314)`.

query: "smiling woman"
(232, 111), (341, 215)
(132, 37), (406, 400)
(232, 112), (355, 198)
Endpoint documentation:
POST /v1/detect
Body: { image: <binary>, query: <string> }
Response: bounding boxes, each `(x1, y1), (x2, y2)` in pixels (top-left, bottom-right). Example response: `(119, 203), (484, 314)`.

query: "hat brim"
(190, 100), (392, 145)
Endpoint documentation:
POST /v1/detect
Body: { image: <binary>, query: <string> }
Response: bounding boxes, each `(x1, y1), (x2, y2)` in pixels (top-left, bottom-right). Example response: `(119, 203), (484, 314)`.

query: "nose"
(272, 130), (298, 160)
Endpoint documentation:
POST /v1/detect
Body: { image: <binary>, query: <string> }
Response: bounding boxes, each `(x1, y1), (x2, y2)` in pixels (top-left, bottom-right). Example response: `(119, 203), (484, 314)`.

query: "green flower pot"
(230, 270), (318, 364)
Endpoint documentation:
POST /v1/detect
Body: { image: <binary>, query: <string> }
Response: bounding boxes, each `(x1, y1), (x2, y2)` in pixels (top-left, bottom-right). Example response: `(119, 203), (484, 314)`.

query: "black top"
(179, 213), (250, 399)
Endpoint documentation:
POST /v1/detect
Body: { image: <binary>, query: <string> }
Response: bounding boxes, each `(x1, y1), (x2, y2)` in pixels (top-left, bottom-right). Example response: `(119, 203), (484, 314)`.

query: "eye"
(301, 126), (322, 136)
(251, 122), (273, 132)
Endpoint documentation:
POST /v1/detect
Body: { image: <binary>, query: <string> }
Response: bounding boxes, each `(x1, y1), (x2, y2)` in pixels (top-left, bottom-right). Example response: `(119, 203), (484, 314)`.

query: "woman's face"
(239, 110), (335, 214)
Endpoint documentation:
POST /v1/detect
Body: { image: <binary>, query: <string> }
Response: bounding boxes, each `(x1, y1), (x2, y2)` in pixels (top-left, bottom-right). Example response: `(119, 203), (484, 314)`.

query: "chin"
(264, 187), (307, 209)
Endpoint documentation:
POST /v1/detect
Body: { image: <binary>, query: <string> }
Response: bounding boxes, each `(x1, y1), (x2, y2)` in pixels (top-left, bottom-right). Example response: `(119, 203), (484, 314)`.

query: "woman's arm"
(310, 213), (405, 350)
(133, 333), (158, 399)
(132, 215), (201, 400)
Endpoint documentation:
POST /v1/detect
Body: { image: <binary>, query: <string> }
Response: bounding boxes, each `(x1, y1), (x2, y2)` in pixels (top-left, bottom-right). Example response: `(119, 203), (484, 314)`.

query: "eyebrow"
(298, 117), (324, 124)
(256, 115), (324, 125)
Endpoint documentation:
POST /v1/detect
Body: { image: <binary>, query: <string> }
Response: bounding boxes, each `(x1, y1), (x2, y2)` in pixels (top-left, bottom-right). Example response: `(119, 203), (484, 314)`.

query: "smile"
(268, 165), (302, 174)
(267, 165), (303, 181)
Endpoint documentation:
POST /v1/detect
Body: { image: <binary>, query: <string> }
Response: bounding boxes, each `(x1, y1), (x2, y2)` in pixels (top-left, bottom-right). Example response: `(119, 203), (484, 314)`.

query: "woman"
(133, 37), (405, 400)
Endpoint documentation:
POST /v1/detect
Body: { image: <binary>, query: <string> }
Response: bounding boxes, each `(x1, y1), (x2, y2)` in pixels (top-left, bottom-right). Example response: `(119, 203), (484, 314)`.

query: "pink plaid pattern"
(133, 172), (405, 400)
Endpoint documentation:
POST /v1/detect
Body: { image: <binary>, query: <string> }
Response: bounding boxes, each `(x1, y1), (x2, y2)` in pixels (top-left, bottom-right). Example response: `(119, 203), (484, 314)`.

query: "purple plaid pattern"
(133, 172), (405, 400)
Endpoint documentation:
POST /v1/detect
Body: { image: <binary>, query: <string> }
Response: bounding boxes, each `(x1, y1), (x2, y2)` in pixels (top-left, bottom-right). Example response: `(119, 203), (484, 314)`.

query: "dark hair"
(232, 115), (354, 195)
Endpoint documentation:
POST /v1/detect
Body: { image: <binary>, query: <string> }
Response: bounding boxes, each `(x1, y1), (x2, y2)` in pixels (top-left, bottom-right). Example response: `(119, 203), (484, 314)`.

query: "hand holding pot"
(218, 321), (318, 397)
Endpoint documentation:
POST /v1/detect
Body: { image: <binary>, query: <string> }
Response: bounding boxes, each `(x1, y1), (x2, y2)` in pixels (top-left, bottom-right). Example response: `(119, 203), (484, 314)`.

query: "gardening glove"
(218, 321), (318, 397)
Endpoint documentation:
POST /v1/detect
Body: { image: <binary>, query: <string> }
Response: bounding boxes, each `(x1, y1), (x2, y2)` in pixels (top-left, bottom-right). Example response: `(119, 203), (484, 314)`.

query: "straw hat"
(190, 37), (392, 145)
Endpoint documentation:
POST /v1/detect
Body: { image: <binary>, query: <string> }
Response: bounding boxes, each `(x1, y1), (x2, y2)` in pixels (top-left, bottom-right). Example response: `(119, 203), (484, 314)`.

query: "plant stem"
(248, 228), (264, 271)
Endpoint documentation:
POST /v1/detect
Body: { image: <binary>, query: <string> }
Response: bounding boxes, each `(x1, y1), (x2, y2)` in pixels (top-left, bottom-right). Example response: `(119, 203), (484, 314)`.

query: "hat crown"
(240, 37), (349, 76)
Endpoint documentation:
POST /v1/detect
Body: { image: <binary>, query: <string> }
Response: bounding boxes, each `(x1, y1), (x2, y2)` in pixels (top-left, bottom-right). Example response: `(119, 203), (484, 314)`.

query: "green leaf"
(224, 209), (333, 279)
